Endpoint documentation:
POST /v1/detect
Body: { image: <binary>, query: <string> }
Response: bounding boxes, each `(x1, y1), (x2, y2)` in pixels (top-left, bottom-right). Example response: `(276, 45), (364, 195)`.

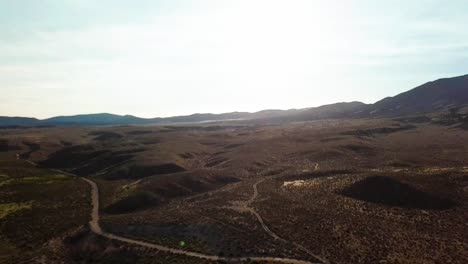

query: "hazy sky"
(1, 0), (468, 118)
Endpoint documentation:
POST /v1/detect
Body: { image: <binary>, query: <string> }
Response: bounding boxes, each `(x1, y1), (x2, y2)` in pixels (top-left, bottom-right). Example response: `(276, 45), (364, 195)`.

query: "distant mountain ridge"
(43, 113), (148, 125)
(0, 112), (255, 127)
(1, 74), (467, 126)
(0, 116), (40, 126)
(367, 74), (468, 117)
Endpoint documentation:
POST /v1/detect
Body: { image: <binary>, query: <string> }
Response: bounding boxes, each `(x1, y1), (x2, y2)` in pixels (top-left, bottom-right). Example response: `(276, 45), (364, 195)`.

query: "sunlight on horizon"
(1, 0), (467, 118)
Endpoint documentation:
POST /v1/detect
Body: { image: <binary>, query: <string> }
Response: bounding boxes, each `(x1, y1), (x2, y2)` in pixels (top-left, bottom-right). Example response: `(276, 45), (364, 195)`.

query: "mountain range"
(1, 74), (467, 126)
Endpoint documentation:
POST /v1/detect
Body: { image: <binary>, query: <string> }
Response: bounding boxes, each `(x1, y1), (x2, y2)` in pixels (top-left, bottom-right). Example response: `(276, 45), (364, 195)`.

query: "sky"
(1, 0), (468, 119)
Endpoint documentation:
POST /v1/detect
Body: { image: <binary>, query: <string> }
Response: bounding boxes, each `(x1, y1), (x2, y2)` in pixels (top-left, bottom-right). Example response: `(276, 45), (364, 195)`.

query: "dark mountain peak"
(371, 74), (468, 116)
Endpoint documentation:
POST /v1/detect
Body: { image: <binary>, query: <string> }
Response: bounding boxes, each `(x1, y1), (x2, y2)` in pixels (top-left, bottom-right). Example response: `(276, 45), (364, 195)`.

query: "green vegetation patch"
(0, 201), (33, 219)
(0, 166), (50, 178)
(21, 174), (70, 184)
(0, 174), (12, 186)
(0, 174), (71, 186)
(0, 179), (13, 187)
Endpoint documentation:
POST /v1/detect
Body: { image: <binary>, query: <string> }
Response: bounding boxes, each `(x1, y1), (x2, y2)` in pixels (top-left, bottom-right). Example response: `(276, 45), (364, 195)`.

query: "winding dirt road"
(80, 177), (320, 264)
(246, 180), (329, 264)
(21, 157), (321, 263)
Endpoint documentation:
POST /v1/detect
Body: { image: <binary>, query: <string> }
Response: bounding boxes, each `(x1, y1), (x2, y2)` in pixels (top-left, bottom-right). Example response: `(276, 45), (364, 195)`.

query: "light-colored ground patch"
(282, 178), (331, 188)
(0, 202), (33, 219)
(225, 200), (251, 213)
(283, 180), (308, 187)
(418, 166), (468, 174)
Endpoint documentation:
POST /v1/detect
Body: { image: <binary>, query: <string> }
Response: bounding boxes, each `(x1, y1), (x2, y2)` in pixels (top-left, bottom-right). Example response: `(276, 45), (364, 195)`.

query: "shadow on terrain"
(340, 176), (457, 210)
(432, 107), (468, 130)
(38, 145), (128, 173)
(89, 131), (123, 141)
(342, 125), (416, 138)
(19, 141), (40, 159)
(105, 171), (239, 214)
(125, 130), (153, 135)
(394, 115), (431, 123)
(104, 163), (186, 180)
(105, 192), (160, 214)
(340, 144), (376, 155)
(0, 139), (20, 152)
(63, 228), (146, 264)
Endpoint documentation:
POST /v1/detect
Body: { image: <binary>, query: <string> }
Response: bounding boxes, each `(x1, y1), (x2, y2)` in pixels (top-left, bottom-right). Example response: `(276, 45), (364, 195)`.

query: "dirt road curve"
(21, 158), (320, 263)
(247, 180), (329, 264)
(80, 177), (320, 264)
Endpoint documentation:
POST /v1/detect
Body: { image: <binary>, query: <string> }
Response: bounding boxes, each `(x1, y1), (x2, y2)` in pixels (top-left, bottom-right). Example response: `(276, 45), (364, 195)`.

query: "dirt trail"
(21, 157), (319, 263)
(80, 177), (320, 264)
(245, 179), (329, 264)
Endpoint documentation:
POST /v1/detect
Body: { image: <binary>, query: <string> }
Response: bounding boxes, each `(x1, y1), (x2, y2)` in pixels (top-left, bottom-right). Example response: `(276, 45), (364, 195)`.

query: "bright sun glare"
(1, 0), (467, 118)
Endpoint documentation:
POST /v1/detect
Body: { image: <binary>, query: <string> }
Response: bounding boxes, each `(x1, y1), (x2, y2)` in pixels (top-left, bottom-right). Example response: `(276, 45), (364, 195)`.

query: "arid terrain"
(1, 0), (467, 261)
(0, 106), (467, 263)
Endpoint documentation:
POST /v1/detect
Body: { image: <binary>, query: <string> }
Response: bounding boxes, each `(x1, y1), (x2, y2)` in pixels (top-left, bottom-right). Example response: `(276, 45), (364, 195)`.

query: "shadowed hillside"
(340, 176), (457, 210)
(369, 74), (468, 116)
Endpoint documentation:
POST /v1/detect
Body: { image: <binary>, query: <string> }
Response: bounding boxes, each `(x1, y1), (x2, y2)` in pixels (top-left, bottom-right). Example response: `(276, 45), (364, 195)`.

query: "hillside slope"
(369, 74), (468, 116)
